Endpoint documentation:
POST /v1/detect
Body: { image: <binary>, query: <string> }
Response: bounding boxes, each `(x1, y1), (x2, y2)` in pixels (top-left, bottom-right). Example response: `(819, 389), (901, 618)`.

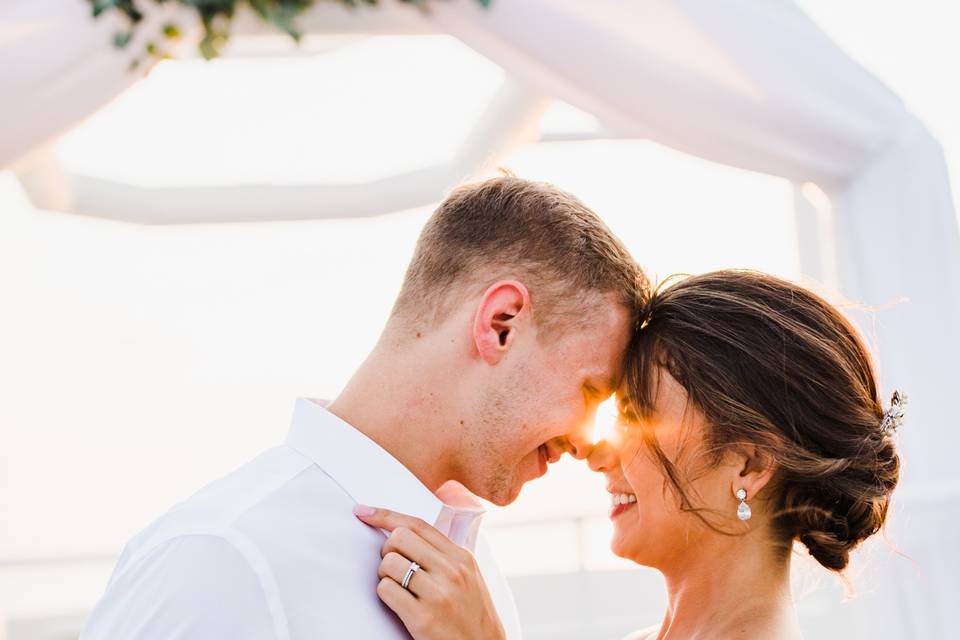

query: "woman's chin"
(609, 540), (631, 560)
(609, 527), (639, 561)
(609, 514), (655, 565)
(610, 539), (656, 567)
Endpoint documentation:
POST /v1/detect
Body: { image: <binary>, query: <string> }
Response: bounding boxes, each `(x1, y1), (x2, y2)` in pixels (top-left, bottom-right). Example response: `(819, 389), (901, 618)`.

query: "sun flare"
(592, 397), (621, 444)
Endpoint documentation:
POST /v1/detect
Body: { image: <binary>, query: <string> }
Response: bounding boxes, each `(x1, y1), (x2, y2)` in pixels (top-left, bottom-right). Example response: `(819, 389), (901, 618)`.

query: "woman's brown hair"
(624, 270), (901, 572)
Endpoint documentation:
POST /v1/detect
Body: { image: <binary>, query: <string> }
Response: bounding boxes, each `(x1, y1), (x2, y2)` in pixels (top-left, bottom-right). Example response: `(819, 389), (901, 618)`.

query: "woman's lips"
(608, 492), (637, 519)
(609, 501), (636, 519)
(536, 444), (548, 477)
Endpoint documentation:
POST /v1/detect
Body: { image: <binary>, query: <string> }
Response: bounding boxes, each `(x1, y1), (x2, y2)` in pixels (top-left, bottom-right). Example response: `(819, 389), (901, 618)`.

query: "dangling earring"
(736, 488), (752, 521)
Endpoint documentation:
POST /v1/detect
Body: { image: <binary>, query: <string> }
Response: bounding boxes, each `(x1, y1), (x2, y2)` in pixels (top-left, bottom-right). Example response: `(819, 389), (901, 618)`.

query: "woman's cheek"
(619, 438), (648, 485)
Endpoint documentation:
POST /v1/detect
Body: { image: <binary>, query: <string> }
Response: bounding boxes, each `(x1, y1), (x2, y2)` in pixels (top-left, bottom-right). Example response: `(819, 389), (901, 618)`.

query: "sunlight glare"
(592, 396), (621, 444)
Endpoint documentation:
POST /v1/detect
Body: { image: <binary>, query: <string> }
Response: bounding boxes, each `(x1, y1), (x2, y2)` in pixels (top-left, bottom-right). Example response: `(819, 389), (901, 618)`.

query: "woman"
(356, 270), (903, 639)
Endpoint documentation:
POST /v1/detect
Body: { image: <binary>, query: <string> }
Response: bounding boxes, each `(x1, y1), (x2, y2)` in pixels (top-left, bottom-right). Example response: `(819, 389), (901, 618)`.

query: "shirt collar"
(284, 398), (485, 547)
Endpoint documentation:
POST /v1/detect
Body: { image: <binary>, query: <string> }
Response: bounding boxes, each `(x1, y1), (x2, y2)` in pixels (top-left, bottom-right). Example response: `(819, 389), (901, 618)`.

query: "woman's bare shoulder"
(624, 624), (660, 640)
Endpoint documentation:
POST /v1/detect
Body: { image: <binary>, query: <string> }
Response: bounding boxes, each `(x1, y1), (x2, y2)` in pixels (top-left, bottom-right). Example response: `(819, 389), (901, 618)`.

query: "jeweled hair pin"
(880, 390), (908, 434)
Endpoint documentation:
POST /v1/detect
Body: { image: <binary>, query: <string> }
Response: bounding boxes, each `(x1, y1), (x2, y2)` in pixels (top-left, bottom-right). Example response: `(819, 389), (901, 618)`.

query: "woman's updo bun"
(625, 270), (901, 572)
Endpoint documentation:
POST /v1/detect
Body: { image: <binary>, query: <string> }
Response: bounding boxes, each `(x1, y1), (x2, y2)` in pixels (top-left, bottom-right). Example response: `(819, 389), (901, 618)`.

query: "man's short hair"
(391, 175), (648, 337)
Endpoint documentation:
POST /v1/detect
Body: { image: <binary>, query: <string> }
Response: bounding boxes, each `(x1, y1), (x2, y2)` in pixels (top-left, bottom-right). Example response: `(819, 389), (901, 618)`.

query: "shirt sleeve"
(81, 534), (281, 640)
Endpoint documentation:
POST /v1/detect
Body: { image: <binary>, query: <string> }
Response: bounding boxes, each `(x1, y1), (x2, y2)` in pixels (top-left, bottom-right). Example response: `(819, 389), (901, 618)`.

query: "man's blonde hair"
(391, 175), (648, 337)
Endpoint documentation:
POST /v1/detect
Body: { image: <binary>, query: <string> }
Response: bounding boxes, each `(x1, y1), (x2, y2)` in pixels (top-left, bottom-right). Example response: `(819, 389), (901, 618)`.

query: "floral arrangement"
(89, 0), (491, 63)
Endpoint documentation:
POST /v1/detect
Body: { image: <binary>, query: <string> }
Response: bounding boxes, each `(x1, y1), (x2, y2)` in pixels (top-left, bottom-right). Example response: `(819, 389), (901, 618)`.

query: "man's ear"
(473, 280), (531, 365)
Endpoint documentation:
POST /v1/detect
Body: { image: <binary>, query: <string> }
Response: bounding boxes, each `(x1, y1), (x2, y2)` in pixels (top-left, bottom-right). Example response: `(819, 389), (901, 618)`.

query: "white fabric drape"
(0, 0), (190, 168)
(2, 0), (957, 636)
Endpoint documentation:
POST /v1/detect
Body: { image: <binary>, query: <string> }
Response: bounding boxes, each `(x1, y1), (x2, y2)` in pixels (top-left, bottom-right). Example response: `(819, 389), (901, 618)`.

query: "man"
(81, 176), (647, 639)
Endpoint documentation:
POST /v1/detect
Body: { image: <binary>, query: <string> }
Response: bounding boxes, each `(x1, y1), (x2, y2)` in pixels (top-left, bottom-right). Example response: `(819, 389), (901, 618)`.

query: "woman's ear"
(731, 443), (777, 502)
(473, 280), (531, 365)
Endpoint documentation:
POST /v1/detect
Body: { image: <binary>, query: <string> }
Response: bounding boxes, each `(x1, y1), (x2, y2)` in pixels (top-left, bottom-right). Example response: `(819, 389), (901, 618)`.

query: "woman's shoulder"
(624, 624), (660, 640)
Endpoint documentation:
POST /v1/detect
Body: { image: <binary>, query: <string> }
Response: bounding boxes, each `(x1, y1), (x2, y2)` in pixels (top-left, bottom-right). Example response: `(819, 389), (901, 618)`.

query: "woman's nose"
(565, 430), (595, 460)
(587, 438), (620, 472)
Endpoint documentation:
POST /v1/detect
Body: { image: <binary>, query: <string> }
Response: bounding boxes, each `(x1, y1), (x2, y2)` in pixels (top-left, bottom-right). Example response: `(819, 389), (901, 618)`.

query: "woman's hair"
(623, 270), (901, 572)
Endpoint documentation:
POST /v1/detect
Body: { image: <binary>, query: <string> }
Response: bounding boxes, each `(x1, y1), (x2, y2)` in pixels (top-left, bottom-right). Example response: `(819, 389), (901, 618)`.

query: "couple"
(81, 176), (901, 639)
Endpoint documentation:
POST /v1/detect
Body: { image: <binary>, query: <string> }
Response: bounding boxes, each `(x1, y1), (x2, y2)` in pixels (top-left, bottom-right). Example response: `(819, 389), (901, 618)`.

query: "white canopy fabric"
(3, 1), (957, 637)
(0, 1), (190, 169)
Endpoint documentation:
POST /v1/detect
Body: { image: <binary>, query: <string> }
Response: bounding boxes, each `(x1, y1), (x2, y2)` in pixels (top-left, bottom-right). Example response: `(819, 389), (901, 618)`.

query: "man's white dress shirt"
(81, 398), (522, 639)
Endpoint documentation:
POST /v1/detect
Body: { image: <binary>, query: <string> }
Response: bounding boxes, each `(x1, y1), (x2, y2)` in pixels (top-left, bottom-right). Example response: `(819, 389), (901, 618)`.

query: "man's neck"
(325, 342), (458, 493)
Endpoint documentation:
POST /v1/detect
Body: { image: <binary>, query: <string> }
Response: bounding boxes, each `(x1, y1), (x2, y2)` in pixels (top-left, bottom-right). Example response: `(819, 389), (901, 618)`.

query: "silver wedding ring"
(401, 561), (420, 590)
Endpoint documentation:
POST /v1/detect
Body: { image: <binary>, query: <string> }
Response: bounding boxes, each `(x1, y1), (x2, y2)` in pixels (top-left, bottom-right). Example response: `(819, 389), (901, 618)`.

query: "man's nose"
(587, 439), (620, 472)
(564, 409), (600, 460)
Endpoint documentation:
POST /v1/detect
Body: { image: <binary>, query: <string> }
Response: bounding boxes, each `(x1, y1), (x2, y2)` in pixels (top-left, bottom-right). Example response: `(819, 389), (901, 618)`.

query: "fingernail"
(353, 504), (376, 517)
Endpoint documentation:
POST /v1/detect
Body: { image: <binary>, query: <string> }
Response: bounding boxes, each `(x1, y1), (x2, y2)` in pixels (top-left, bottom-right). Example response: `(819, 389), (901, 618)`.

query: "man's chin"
(489, 458), (549, 505)
(471, 476), (523, 507)
(487, 487), (520, 507)
(493, 474), (533, 506)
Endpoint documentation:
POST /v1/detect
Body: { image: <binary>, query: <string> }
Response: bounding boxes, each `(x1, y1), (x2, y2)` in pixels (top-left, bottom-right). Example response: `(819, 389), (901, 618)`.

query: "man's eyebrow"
(586, 373), (618, 397)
